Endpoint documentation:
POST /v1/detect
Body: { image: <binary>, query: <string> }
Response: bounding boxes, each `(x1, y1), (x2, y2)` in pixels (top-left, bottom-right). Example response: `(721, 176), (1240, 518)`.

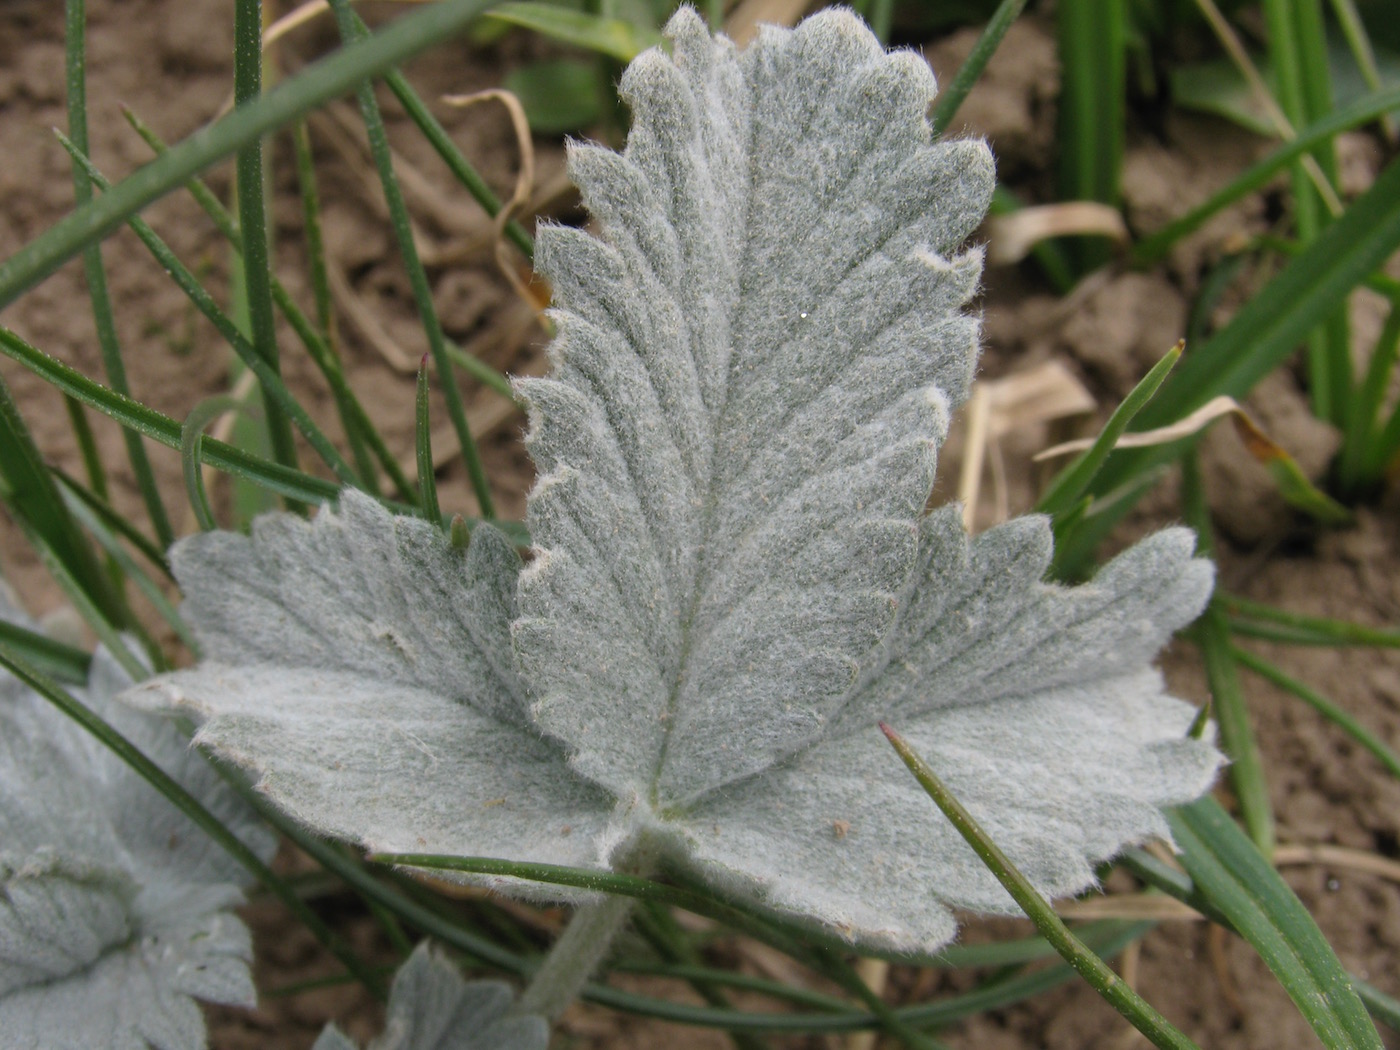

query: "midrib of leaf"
(645, 64), (761, 809)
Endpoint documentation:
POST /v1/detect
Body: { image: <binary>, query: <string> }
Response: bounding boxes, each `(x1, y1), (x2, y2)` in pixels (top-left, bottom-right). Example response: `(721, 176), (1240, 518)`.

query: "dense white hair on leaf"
(313, 942), (547, 1050)
(127, 7), (1220, 956)
(0, 589), (277, 1050)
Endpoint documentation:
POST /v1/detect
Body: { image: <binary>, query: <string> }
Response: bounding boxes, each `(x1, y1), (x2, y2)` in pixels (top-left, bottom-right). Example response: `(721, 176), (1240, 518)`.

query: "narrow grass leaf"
(64, 0), (174, 550)
(1133, 85), (1400, 264)
(930, 0), (1031, 135)
(1220, 593), (1400, 647)
(0, 375), (126, 626)
(1168, 797), (1383, 1050)
(1230, 646), (1400, 779)
(0, 618), (91, 686)
(880, 723), (1201, 1050)
(0, 0), (500, 307)
(1036, 343), (1180, 519)
(416, 356), (441, 526)
(329, 0), (496, 519)
(1094, 154), (1400, 504)
(183, 397), (251, 533)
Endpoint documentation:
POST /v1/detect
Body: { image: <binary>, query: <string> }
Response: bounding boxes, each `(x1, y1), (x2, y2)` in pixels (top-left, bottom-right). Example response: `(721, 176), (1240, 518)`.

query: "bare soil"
(0, 1), (1395, 1047)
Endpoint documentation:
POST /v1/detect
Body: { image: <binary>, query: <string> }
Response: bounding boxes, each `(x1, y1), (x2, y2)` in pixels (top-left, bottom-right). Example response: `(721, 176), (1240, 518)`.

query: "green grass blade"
(483, 1), (662, 61)
(879, 722), (1200, 1050)
(1182, 450), (1273, 854)
(183, 397), (250, 533)
(1231, 646), (1400, 779)
(1132, 85), (1400, 264)
(1093, 154), (1400, 504)
(0, 619), (91, 686)
(329, 0), (496, 519)
(930, 0), (1032, 136)
(415, 356), (441, 525)
(57, 486), (198, 655)
(1221, 593), (1400, 647)
(120, 107), (420, 505)
(56, 134), (361, 490)
(53, 470), (172, 579)
(0, 646), (388, 1001)
(0, 325), (341, 506)
(0, 374), (126, 626)
(1055, 0), (1123, 271)
(64, 0), (174, 551)
(1168, 797), (1383, 1050)
(234, 0), (302, 502)
(1036, 343), (1180, 520)
(0, 0), (500, 308)
(336, 2), (534, 262)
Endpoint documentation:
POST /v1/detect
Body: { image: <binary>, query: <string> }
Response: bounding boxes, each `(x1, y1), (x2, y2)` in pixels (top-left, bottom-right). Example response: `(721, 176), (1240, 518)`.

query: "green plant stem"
(415, 356), (441, 525)
(518, 894), (636, 1022)
(880, 723), (1199, 1050)
(329, 0), (497, 519)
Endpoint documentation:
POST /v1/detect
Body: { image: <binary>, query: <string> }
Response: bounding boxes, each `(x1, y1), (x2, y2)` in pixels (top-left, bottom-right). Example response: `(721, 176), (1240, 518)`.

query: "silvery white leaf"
(133, 8), (1220, 954)
(0, 595), (276, 1049)
(515, 7), (992, 806)
(128, 492), (620, 902)
(313, 942), (547, 1050)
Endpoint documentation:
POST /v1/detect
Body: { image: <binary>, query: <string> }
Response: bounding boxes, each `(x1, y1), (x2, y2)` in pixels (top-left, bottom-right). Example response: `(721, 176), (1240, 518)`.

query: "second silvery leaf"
(129, 8), (1220, 954)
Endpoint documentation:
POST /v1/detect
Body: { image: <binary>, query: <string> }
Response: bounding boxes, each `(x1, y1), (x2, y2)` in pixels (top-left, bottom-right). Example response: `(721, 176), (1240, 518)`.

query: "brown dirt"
(0, 1), (1396, 1048)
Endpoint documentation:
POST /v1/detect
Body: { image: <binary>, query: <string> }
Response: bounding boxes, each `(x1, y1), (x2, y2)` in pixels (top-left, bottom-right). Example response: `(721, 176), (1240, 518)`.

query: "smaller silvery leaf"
(313, 943), (548, 1050)
(0, 587), (277, 1050)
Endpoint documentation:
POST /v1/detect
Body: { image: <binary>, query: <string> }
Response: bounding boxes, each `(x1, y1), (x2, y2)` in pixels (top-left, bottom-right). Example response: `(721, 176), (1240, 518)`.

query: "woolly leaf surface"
(671, 511), (1221, 951)
(0, 591), (274, 1049)
(128, 491), (619, 900)
(514, 6), (994, 807)
(313, 942), (548, 1050)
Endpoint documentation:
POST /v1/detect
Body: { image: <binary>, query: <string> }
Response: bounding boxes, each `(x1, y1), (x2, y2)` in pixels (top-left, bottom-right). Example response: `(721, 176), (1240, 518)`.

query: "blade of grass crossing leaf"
(1342, 292), (1400, 489)
(329, 0), (496, 519)
(878, 722), (1200, 1050)
(0, 620), (91, 686)
(58, 486), (198, 655)
(415, 356), (441, 525)
(1133, 86), (1400, 265)
(119, 108), (419, 504)
(0, 647), (388, 1002)
(54, 471), (172, 579)
(235, 0), (302, 505)
(65, 0), (174, 550)
(0, 0), (502, 308)
(0, 374), (126, 625)
(1230, 646), (1400, 779)
(1091, 155), (1400, 507)
(930, 0), (1031, 136)
(1036, 342), (1180, 520)
(1181, 449), (1274, 854)
(9, 512), (149, 680)
(1168, 797), (1383, 1049)
(56, 135), (361, 491)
